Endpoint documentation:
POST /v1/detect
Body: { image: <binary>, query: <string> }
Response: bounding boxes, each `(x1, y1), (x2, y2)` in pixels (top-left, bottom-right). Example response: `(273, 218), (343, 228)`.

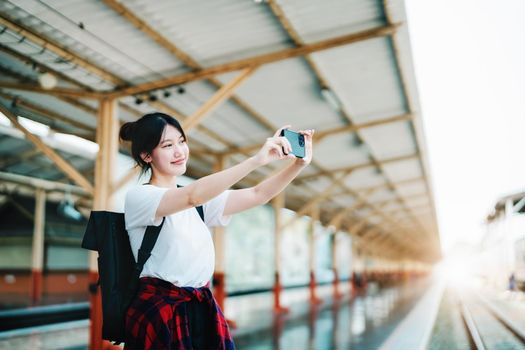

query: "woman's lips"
(172, 159), (185, 165)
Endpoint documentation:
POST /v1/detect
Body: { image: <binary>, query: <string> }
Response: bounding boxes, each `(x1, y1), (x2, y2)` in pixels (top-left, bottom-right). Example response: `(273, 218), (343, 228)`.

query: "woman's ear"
(140, 152), (152, 163)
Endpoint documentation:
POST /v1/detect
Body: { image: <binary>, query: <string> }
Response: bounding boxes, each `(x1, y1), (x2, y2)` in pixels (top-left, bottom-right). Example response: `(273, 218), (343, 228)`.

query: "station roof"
(0, 0), (440, 262)
(486, 190), (525, 222)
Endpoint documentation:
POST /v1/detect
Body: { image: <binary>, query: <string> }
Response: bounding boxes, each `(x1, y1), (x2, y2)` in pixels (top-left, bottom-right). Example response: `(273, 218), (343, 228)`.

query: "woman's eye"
(178, 139), (186, 144)
(163, 144), (173, 148)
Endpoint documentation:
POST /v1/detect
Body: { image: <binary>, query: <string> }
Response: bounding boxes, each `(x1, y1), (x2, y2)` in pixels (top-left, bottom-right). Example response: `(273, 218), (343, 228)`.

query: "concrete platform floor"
(0, 279), (432, 350)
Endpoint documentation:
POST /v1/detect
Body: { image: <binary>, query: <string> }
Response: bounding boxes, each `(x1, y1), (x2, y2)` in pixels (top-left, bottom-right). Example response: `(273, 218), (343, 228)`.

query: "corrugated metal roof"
(360, 120), (416, 160)
(277, 0), (385, 43)
(217, 58), (344, 130)
(311, 38), (407, 123)
(0, 0), (441, 261)
(7, 0), (189, 82)
(125, 0), (291, 66)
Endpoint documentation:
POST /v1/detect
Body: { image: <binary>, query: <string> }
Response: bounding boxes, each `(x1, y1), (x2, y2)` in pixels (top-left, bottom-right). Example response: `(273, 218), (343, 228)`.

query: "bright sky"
(405, 0), (525, 254)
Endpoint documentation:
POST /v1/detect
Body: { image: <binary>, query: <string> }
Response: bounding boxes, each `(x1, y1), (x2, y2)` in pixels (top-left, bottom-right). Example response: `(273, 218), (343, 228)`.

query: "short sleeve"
(124, 185), (169, 230)
(203, 190), (232, 228)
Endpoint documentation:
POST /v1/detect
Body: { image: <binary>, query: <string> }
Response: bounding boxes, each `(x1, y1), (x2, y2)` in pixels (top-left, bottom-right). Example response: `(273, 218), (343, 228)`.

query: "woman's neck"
(149, 174), (178, 188)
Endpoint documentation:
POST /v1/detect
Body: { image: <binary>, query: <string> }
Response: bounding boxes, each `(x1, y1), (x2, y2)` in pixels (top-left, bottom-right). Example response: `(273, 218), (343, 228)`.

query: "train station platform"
(2, 274), (523, 350)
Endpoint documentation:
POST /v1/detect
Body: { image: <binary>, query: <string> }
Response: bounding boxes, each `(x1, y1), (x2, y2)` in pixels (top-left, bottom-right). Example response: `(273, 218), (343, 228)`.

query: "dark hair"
(119, 112), (186, 174)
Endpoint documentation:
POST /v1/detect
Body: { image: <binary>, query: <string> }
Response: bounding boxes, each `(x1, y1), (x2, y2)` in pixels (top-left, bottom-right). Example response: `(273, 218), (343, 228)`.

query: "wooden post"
(272, 192), (289, 313)
(89, 98), (119, 350)
(31, 188), (46, 305)
(309, 204), (322, 305)
(331, 231), (343, 300)
(211, 155), (233, 325)
(351, 240), (359, 295)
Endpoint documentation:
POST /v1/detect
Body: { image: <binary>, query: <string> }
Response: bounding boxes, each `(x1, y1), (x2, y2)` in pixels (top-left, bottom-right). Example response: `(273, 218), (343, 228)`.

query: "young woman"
(119, 112), (314, 349)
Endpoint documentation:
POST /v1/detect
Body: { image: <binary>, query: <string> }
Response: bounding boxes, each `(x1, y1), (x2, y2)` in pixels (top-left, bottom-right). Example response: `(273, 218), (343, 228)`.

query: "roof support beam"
(0, 82), (103, 99)
(297, 153), (418, 182)
(0, 66), (101, 133)
(0, 91), (94, 134)
(354, 176), (424, 194)
(0, 101), (94, 194)
(279, 170), (353, 230)
(182, 67), (257, 131)
(0, 14), (125, 87)
(0, 44), (94, 90)
(108, 24), (398, 98)
(372, 192), (429, 207)
(328, 202), (365, 232)
(0, 148), (41, 170)
(315, 113), (412, 141)
(222, 113), (412, 156)
(0, 171), (89, 196)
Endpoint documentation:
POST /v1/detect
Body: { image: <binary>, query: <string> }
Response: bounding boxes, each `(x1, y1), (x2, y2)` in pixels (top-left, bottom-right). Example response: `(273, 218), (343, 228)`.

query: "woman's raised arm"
(223, 129), (314, 216)
(155, 126), (295, 219)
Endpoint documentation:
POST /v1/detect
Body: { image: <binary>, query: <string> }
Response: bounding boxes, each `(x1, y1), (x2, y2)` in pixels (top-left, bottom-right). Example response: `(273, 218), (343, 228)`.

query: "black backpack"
(81, 205), (204, 344)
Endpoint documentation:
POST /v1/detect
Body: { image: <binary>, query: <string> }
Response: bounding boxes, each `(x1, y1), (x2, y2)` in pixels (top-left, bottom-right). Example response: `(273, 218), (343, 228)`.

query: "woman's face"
(148, 125), (189, 177)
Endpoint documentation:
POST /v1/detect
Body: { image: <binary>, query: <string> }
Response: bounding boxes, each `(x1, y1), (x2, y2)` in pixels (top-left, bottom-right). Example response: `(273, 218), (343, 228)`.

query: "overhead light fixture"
(38, 72), (57, 90)
(148, 93), (158, 102)
(163, 90), (171, 98)
(134, 96), (144, 105)
(57, 191), (83, 222)
(320, 86), (342, 111)
(352, 135), (370, 153)
(177, 86), (185, 94)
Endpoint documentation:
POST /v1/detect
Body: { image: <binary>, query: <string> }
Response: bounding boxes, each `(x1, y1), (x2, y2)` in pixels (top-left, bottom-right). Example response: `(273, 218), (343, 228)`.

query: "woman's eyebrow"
(160, 135), (183, 143)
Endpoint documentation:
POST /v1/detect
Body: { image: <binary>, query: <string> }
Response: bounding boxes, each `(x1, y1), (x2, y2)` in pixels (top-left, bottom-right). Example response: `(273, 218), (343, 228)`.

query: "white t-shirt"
(124, 185), (232, 288)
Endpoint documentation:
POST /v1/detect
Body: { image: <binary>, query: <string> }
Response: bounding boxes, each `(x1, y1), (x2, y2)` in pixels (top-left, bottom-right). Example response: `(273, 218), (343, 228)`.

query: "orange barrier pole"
(31, 270), (42, 304)
(30, 188), (46, 305)
(309, 271), (322, 304)
(273, 194), (289, 313)
(332, 268), (343, 300)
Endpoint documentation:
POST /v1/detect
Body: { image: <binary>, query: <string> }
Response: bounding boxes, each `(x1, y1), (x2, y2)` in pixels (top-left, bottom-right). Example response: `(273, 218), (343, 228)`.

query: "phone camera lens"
(299, 135), (305, 146)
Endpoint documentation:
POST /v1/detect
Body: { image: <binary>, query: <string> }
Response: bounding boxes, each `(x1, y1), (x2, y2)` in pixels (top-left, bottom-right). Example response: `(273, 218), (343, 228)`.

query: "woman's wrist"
(292, 158), (309, 169)
(247, 155), (265, 168)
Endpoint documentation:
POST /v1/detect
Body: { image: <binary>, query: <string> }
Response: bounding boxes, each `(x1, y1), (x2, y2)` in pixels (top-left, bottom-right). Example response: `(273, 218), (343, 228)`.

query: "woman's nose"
(173, 145), (183, 156)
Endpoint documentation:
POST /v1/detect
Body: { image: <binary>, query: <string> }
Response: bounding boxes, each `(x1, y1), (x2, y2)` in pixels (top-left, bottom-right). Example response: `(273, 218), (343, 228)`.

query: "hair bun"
(119, 122), (136, 142)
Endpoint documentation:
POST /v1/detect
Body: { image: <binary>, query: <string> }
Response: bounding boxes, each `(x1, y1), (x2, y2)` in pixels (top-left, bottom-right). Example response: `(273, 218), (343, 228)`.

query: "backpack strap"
(136, 217), (165, 274)
(123, 217), (165, 312)
(196, 205), (204, 222)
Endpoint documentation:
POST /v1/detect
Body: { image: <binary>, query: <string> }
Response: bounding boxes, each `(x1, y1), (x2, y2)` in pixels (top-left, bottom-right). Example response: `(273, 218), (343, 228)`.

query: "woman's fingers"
(274, 125), (291, 138)
(278, 136), (292, 154)
(298, 129), (314, 137)
(269, 143), (284, 158)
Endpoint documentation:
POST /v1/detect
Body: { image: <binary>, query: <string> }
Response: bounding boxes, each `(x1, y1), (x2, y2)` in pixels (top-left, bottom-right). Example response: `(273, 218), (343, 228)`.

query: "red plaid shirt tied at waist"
(125, 277), (235, 350)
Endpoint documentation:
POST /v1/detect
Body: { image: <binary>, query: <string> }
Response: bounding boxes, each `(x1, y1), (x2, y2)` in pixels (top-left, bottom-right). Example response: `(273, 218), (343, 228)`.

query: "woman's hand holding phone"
(254, 125), (314, 167)
(293, 129), (314, 167)
(254, 125), (296, 166)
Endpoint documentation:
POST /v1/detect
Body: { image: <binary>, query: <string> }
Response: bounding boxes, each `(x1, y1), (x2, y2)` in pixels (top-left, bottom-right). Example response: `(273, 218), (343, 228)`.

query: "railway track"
(459, 292), (525, 350)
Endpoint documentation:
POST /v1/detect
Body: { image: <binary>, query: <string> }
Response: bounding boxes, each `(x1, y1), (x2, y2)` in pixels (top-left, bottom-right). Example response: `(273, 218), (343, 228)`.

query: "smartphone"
(280, 129), (306, 158)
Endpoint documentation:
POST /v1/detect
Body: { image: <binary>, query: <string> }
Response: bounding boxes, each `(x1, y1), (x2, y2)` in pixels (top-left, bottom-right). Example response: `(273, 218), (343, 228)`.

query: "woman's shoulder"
(125, 184), (168, 202)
